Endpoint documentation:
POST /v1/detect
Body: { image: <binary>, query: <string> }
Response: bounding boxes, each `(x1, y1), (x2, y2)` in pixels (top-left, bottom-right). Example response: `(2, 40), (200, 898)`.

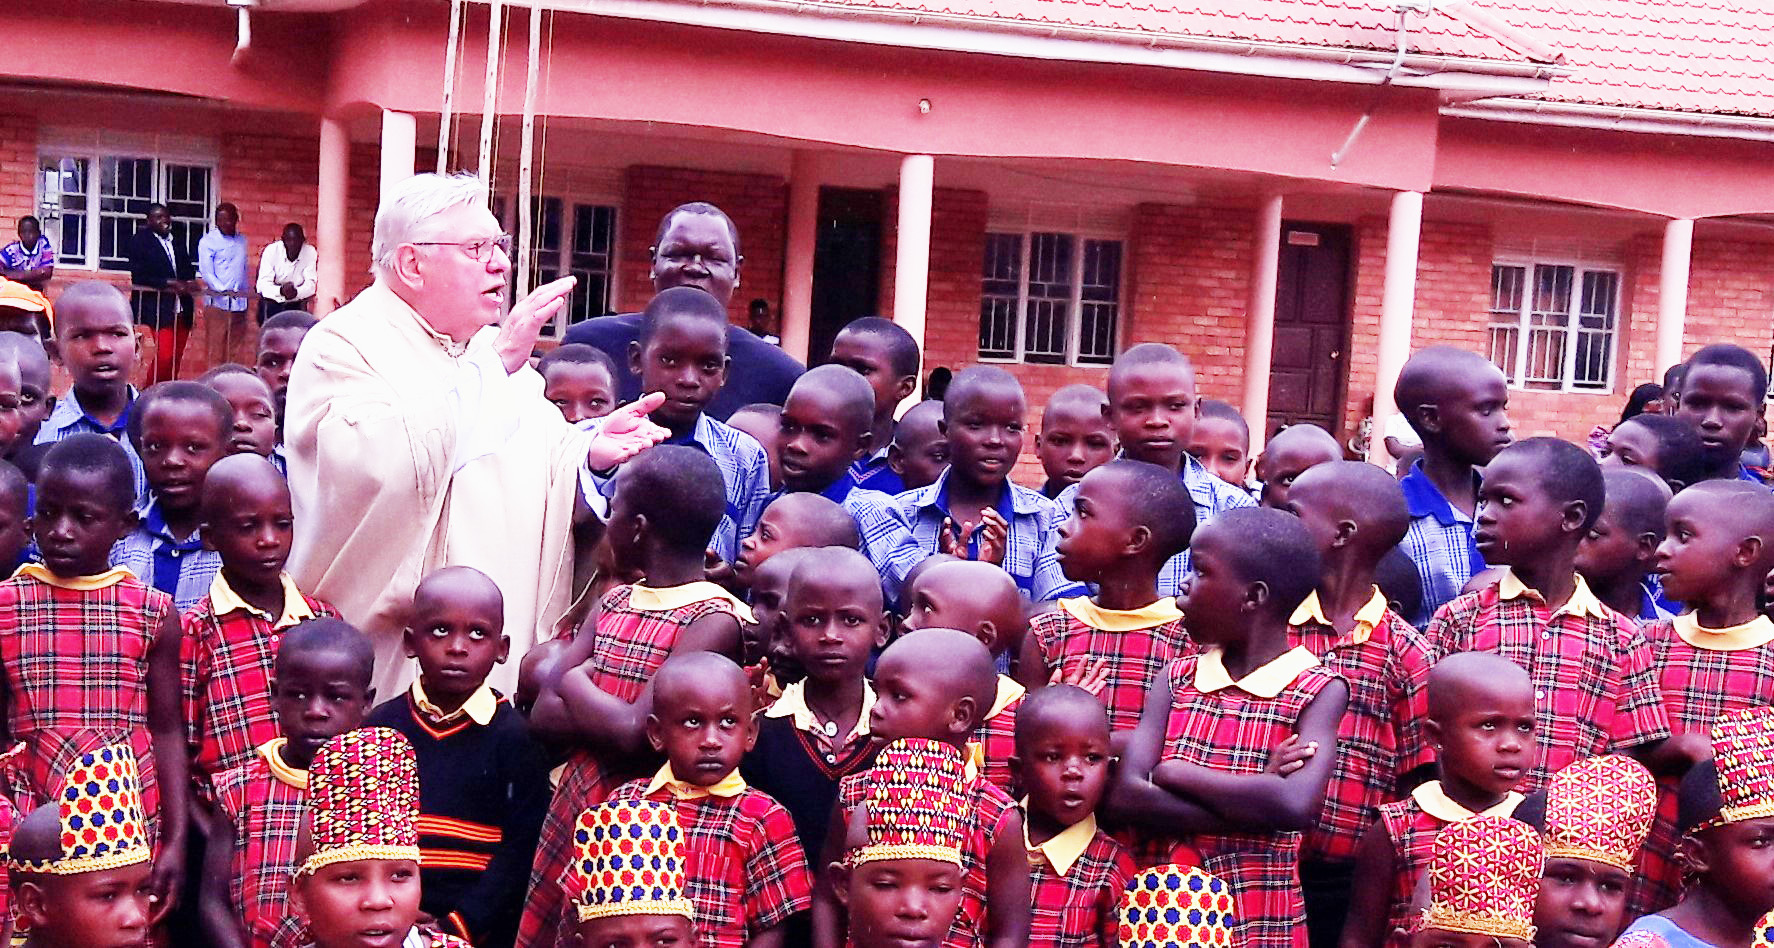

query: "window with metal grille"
(979, 231), (1122, 365)
(1487, 261), (1618, 392)
(38, 153), (214, 271)
(494, 195), (620, 338)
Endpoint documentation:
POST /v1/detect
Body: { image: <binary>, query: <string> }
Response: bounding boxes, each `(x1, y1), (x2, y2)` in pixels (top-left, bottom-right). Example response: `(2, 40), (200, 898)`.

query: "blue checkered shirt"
(849, 449), (905, 496)
(1398, 460), (1486, 628)
(34, 386), (147, 507)
(893, 471), (1074, 600)
(592, 413), (769, 565)
(110, 500), (223, 611)
(1053, 454), (1256, 598)
(766, 477), (923, 606)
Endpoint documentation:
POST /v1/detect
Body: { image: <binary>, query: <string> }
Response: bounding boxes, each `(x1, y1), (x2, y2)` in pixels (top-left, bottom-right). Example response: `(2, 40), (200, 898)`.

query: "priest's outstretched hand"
(586, 391), (669, 469)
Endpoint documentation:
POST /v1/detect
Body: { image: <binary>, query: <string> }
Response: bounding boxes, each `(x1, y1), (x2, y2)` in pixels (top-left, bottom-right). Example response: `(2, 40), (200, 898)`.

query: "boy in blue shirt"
(828, 317), (920, 495)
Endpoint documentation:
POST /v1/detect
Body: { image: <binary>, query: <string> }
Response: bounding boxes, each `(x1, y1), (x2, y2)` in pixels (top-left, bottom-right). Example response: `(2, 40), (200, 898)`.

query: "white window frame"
(492, 191), (622, 339)
(36, 142), (218, 273)
(978, 229), (1124, 366)
(1486, 257), (1621, 393)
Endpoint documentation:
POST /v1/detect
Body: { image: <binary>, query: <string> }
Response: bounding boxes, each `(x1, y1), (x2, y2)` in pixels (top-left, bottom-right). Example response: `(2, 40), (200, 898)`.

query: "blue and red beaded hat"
(571, 799), (695, 922)
(296, 728), (421, 878)
(1118, 865), (1238, 948)
(854, 738), (970, 867)
(6, 742), (150, 875)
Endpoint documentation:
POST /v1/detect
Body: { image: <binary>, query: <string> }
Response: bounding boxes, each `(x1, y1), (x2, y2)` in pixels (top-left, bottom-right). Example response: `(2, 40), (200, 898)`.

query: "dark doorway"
(1266, 222), (1353, 439)
(809, 188), (883, 363)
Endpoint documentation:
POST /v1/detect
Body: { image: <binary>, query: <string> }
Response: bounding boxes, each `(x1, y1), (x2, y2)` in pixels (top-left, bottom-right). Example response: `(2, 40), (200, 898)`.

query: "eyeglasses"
(410, 233), (514, 263)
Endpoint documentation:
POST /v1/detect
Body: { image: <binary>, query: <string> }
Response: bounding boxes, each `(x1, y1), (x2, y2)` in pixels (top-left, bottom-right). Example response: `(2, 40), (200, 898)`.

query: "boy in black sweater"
(365, 565), (551, 948)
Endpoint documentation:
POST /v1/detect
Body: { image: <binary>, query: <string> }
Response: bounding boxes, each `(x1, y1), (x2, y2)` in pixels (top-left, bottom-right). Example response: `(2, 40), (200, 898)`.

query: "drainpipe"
(229, 0), (258, 67)
(1330, 1), (1423, 168)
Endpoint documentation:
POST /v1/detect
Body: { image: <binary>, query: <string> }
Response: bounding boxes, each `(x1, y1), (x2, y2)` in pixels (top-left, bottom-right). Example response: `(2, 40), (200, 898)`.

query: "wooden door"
(1266, 222), (1353, 439)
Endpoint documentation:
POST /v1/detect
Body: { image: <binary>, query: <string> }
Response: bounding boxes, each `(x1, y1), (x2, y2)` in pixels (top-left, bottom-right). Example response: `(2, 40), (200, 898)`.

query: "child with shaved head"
(1281, 461), (1434, 948)
(886, 400), (948, 494)
(608, 652), (813, 948)
(185, 453), (340, 788)
(812, 628), (1030, 948)
(1340, 651), (1533, 948)
(1628, 479), (1774, 915)
(366, 566), (551, 945)
(1256, 423), (1343, 511)
(1575, 468), (1676, 623)
(1035, 384), (1113, 500)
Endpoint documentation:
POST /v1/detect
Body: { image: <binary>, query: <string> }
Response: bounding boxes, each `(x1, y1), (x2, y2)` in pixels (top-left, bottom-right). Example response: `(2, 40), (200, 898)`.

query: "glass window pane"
(38, 156), (88, 265)
(1078, 239), (1121, 363)
(99, 156), (156, 270)
(978, 233), (1021, 359)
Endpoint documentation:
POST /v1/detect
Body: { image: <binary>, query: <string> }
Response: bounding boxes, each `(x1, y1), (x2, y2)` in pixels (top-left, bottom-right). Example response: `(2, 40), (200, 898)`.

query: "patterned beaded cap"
(1422, 816), (1543, 943)
(1543, 755), (1657, 872)
(6, 742), (149, 875)
(296, 728), (420, 877)
(1709, 706), (1774, 828)
(1117, 865), (1238, 948)
(571, 799), (695, 922)
(855, 738), (969, 867)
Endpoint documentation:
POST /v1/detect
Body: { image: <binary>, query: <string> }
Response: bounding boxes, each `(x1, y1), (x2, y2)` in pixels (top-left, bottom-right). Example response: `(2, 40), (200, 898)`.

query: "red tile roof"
(798, 0), (1774, 118)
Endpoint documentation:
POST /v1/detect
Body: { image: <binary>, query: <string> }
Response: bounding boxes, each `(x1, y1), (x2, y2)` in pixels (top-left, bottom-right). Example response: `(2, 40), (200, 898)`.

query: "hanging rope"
(437, 0), (463, 173)
(477, 0), (504, 184)
(516, 1), (542, 297)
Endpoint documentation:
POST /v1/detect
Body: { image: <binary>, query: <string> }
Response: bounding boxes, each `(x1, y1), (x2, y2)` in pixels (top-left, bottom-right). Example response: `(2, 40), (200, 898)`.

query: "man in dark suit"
(563, 201), (803, 419)
(125, 202), (197, 382)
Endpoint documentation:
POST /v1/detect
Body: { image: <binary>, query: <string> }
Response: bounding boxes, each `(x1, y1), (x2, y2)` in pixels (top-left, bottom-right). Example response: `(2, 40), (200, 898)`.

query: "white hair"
(371, 172), (490, 275)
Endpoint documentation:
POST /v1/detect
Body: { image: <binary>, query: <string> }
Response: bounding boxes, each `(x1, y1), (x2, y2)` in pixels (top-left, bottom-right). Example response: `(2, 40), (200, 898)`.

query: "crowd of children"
(6, 269), (1774, 948)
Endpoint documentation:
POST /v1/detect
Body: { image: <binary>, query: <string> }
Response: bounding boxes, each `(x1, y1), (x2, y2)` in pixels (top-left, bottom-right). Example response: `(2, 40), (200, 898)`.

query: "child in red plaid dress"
(1630, 479), (1774, 916)
(184, 455), (338, 792)
(1017, 460), (1196, 733)
(1015, 686), (1133, 948)
(1340, 651), (1531, 948)
(1113, 508), (1347, 948)
(0, 434), (190, 915)
(902, 559), (1027, 797)
(1281, 462), (1434, 948)
(608, 653), (811, 948)
(813, 628), (1030, 948)
(198, 618), (373, 948)
(518, 446), (748, 948)
(1424, 438), (1678, 793)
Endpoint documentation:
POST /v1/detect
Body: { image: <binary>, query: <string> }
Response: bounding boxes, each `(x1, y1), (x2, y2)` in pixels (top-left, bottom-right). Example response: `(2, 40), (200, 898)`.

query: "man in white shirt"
(257, 222), (318, 318)
(197, 202), (251, 369)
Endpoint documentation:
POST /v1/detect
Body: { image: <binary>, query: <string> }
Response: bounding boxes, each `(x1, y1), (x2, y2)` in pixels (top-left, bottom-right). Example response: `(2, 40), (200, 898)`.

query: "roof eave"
(1445, 98), (1774, 143)
(506, 0), (1563, 93)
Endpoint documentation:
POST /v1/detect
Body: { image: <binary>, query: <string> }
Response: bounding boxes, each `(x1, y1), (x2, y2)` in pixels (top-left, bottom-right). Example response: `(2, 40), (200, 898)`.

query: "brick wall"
(0, 113), (36, 238)
(1125, 201), (1256, 403)
(616, 165), (786, 326)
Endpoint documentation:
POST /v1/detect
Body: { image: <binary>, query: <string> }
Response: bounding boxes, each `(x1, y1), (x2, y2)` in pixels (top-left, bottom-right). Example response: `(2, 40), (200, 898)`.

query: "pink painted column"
(1241, 193), (1283, 450)
(1366, 190), (1423, 466)
(317, 115), (349, 316)
(1657, 218), (1693, 374)
(893, 154), (934, 381)
(379, 109), (417, 200)
(781, 150), (820, 363)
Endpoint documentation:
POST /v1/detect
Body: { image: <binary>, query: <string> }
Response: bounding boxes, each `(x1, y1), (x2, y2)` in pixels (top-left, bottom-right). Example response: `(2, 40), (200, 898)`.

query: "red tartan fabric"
(1028, 826), (1134, 948)
(0, 793), (15, 929)
(1424, 583), (1669, 793)
(1289, 607), (1434, 862)
(838, 762), (1016, 948)
(1147, 654), (1341, 948)
(1631, 618), (1774, 916)
(215, 754), (307, 948)
(183, 591), (338, 790)
(975, 688), (1023, 799)
(606, 779), (812, 948)
(515, 585), (742, 948)
(0, 572), (172, 823)
(1029, 608), (1194, 733)
(1376, 797), (1447, 938)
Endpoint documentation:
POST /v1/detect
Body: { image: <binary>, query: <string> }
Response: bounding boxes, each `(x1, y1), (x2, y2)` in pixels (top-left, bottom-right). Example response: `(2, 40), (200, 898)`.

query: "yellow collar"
(645, 762), (748, 800)
(630, 581), (756, 624)
(764, 680), (875, 743)
(258, 739), (309, 790)
(209, 572), (315, 630)
(1496, 570), (1610, 620)
(1059, 596), (1183, 632)
(412, 679), (498, 727)
(1287, 587), (1390, 645)
(1673, 613), (1774, 652)
(1411, 780), (1523, 823)
(1021, 807), (1097, 877)
(1193, 646), (1320, 698)
(14, 563), (133, 591)
(986, 676), (1026, 721)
